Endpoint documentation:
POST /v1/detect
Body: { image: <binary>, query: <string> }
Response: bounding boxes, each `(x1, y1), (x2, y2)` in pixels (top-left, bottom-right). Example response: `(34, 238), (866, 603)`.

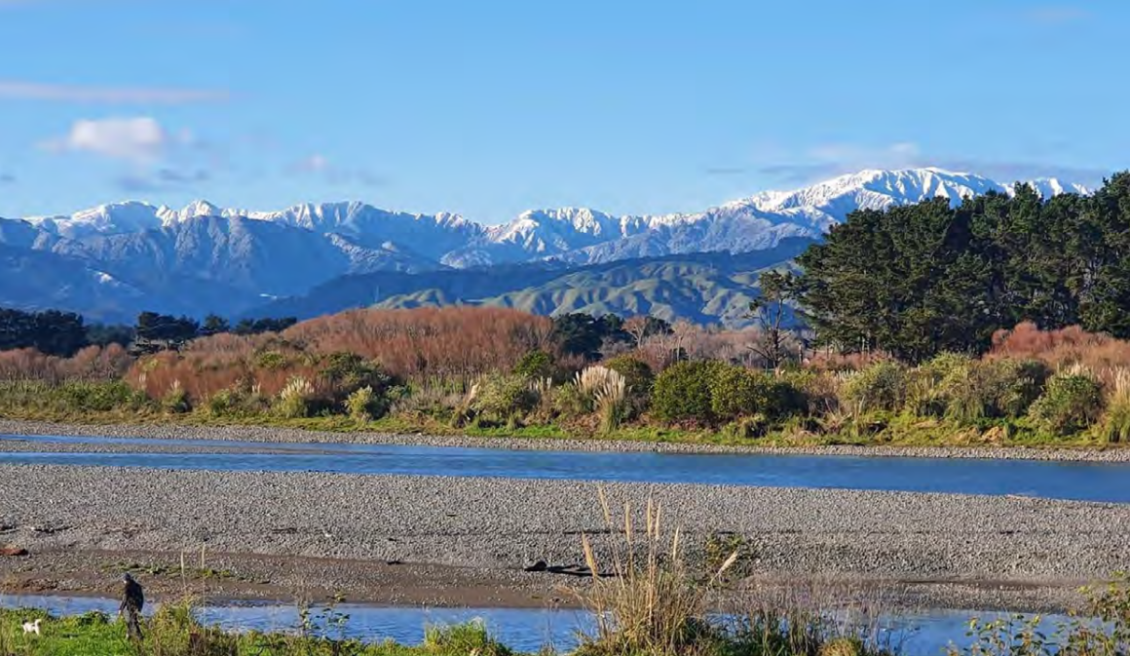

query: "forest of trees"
(0, 307), (298, 357)
(796, 172), (1130, 362)
(0, 308), (89, 357)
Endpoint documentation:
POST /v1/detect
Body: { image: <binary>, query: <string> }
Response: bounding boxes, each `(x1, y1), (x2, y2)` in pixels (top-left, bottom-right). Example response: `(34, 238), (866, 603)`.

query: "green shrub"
(1027, 371), (1104, 436)
(472, 373), (540, 422)
(346, 386), (376, 422)
(651, 360), (726, 424)
(56, 380), (146, 413)
(780, 369), (841, 415)
(840, 361), (906, 414)
(908, 356), (1049, 424)
(207, 389), (238, 417)
(1099, 370), (1130, 444)
(551, 382), (590, 417)
(720, 415), (769, 440)
(907, 353), (973, 416)
(424, 620), (513, 656)
(207, 387), (269, 418)
(161, 380), (190, 414)
(989, 359), (1050, 419)
(319, 352), (396, 403)
(951, 358), (1050, 424)
(604, 354), (655, 395)
(709, 365), (804, 422)
(254, 350), (290, 370)
(513, 349), (557, 381)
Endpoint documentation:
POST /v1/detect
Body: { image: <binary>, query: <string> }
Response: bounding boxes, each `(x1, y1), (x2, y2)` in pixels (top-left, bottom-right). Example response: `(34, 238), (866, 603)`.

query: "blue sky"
(0, 0), (1125, 222)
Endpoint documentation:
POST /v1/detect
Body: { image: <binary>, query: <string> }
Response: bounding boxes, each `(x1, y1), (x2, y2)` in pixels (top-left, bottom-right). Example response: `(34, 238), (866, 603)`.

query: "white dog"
(21, 618), (42, 636)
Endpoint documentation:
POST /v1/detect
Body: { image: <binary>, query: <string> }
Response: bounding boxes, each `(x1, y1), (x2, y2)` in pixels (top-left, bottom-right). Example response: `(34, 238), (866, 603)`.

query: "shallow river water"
(2, 433), (1129, 502)
(0, 593), (1076, 655)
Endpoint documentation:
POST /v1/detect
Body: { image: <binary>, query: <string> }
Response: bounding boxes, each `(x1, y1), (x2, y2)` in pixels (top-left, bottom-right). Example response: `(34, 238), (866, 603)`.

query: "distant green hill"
(252, 237), (815, 326)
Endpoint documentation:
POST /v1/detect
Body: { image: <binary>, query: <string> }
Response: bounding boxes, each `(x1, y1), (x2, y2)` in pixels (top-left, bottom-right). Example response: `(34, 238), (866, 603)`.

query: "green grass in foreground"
(0, 605), (518, 656)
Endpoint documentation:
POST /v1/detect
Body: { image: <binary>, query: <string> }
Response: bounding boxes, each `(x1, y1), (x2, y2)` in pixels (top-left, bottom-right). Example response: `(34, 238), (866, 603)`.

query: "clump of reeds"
(1098, 368), (1130, 444)
(276, 375), (315, 419)
(574, 486), (739, 656)
(574, 366), (629, 434)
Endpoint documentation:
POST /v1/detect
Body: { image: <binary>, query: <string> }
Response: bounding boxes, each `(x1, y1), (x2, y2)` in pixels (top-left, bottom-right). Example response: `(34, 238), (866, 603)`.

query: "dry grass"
(990, 322), (1130, 386)
(574, 487), (738, 656)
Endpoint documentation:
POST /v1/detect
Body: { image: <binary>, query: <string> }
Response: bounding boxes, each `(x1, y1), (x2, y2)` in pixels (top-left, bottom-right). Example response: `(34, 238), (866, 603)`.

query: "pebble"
(1, 464), (1128, 586)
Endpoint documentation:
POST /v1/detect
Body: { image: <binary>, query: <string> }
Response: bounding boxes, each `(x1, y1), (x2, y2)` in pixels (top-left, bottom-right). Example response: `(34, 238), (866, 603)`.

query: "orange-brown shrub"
(128, 337), (321, 403)
(989, 322), (1130, 384)
(281, 307), (554, 381)
(0, 344), (132, 384)
(127, 307), (556, 403)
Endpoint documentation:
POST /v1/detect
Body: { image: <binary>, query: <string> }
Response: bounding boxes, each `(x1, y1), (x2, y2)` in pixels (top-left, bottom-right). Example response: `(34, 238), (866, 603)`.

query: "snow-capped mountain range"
(0, 167), (1094, 321)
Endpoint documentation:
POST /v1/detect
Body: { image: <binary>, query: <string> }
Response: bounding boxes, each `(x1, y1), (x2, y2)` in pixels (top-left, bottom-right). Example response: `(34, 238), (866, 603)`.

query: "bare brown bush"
(990, 322), (1130, 385)
(0, 344), (132, 384)
(281, 307), (553, 382)
(124, 307), (556, 403)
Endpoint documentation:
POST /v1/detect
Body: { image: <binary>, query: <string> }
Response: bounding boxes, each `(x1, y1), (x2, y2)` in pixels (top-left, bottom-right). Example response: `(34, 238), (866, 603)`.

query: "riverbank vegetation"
(4, 175), (1130, 447)
(4, 308), (1130, 447)
(2, 543), (1128, 656)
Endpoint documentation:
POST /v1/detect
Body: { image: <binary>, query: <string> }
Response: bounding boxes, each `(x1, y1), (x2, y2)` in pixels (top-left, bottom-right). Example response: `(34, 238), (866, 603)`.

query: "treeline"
(0, 307), (298, 358)
(0, 308), (89, 357)
(135, 312), (298, 351)
(797, 172), (1130, 362)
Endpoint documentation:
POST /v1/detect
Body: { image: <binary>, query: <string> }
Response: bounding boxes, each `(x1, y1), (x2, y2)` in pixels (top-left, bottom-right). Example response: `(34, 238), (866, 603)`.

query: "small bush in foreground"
(604, 354), (655, 395)
(709, 365), (806, 423)
(840, 361), (906, 414)
(424, 619), (513, 656)
(471, 373), (540, 424)
(513, 349), (557, 381)
(651, 360), (726, 424)
(346, 386), (377, 422)
(1027, 370), (1104, 437)
(161, 380), (190, 414)
(277, 375), (316, 419)
(1100, 369), (1130, 444)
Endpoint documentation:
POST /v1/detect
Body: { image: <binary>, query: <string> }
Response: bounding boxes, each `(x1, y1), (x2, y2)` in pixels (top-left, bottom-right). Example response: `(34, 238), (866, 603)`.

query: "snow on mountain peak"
(12, 167), (1095, 257)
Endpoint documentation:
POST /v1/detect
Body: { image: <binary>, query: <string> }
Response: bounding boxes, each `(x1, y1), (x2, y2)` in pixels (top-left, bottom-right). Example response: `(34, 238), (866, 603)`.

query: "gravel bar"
(1, 419), (1129, 462)
(2, 464), (1128, 587)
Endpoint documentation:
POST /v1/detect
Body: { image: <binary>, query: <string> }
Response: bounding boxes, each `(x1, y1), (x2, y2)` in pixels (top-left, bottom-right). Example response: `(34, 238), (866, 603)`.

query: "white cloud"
(43, 117), (191, 164)
(0, 79), (228, 104)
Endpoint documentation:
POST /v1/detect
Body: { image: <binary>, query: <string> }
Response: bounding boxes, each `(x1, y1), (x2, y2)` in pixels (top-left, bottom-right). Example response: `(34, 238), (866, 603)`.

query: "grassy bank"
(4, 318), (1130, 450)
(3, 569), (1128, 656)
(0, 389), (1110, 451)
(0, 605), (521, 656)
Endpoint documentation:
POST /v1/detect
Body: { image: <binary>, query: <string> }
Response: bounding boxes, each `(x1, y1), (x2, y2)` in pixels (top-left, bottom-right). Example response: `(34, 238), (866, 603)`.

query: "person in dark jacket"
(120, 572), (144, 641)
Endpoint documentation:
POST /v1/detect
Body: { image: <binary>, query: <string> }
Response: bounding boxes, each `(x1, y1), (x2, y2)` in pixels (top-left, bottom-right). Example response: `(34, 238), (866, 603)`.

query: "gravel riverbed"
(1, 419), (1129, 461)
(2, 464), (1128, 606)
